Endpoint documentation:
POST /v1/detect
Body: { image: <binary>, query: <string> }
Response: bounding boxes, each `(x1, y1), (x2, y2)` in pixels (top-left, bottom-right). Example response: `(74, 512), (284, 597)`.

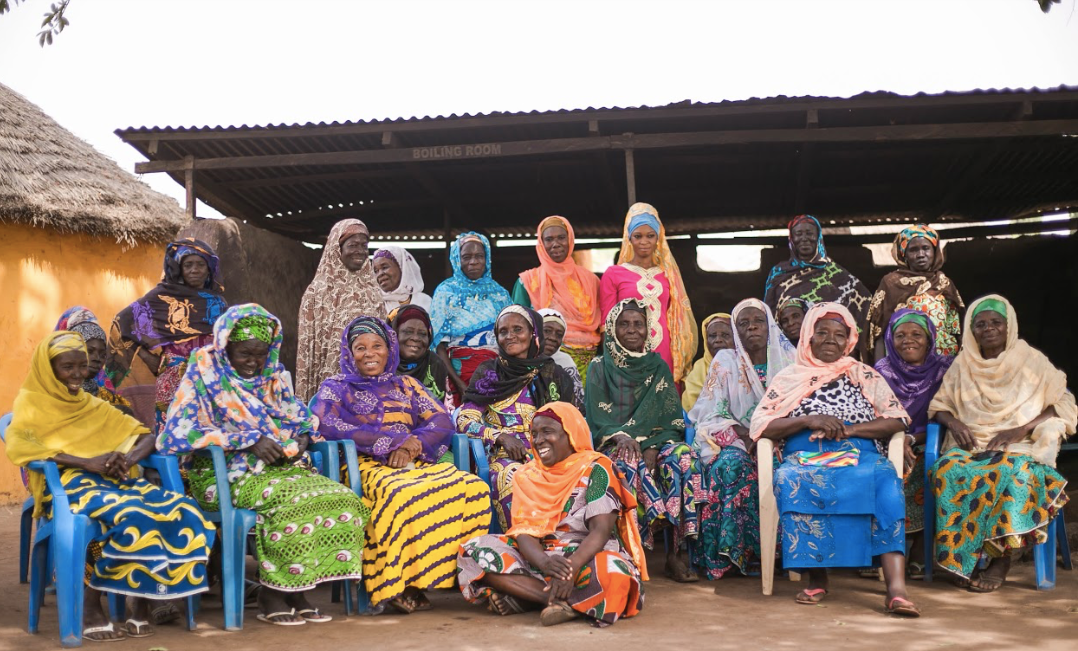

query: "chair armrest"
(27, 459), (72, 515)
(470, 438), (490, 483)
(339, 439), (363, 498)
(924, 422), (942, 470)
(309, 440), (339, 482)
(140, 454), (185, 493)
(756, 438), (774, 495)
(683, 409), (696, 447)
(452, 433), (470, 472)
(192, 446), (235, 520)
(887, 431), (905, 476)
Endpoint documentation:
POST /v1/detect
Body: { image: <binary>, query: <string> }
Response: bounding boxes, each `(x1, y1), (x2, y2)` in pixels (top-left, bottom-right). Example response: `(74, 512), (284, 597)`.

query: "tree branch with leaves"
(0, 0), (71, 46)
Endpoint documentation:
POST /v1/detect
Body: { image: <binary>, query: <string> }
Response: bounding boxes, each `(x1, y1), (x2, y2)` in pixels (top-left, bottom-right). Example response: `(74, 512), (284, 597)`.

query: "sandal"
(795, 588), (828, 605)
(124, 619), (154, 638)
(908, 561), (925, 580)
(412, 591), (433, 612)
(388, 595), (418, 615)
(83, 622), (126, 643)
(886, 596), (921, 618)
(488, 592), (527, 616)
(539, 601), (579, 627)
(296, 608), (333, 623)
(150, 601), (182, 626)
(256, 608), (306, 626)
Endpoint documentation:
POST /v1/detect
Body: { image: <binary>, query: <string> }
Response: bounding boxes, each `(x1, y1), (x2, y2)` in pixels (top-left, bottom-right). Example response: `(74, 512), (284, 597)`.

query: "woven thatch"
(0, 82), (187, 245)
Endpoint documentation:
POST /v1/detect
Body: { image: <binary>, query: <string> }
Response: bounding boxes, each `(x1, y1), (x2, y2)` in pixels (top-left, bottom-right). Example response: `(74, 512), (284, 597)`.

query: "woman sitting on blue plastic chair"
(874, 309), (954, 579)
(750, 303), (920, 617)
(159, 304), (367, 627)
(688, 298), (794, 580)
(585, 298), (703, 584)
(927, 294), (1076, 593)
(312, 315), (491, 615)
(5, 331), (215, 642)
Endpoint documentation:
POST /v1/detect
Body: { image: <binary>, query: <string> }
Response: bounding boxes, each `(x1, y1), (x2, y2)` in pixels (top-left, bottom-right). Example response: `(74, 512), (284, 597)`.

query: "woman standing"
(512, 216), (602, 379)
(313, 316), (491, 613)
(750, 303), (918, 616)
(864, 224), (964, 363)
(372, 246), (432, 313)
(689, 299), (795, 579)
(763, 215), (870, 337)
(296, 219), (387, 400)
(776, 297), (810, 347)
(586, 298), (701, 582)
(928, 295), (1074, 592)
(681, 312), (733, 412)
(457, 305), (578, 531)
(105, 238), (227, 431)
(429, 231), (512, 403)
(874, 308), (953, 578)
(160, 304), (367, 625)
(599, 203), (697, 384)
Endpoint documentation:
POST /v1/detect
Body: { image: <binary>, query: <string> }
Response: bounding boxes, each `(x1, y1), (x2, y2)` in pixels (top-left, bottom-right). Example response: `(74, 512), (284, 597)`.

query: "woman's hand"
(539, 555), (574, 582)
(987, 426), (1028, 451)
(946, 419), (977, 450)
(294, 433), (310, 457)
(387, 436), (423, 468)
(611, 433), (642, 464)
(903, 435), (918, 474)
(496, 432), (529, 462)
(807, 415), (847, 441)
(82, 451), (128, 479)
(642, 447), (660, 474)
(546, 575), (574, 603)
(250, 435), (285, 465)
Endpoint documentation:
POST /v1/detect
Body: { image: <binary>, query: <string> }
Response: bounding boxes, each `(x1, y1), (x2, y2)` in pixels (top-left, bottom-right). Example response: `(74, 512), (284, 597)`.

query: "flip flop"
(83, 622), (126, 643)
(488, 592), (526, 616)
(150, 601), (182, 625)
(907, 561), (925, 580)
(296, 608), (333, 623)
(412, 592), (433, 612)
(539, 601), (579, 627)
(124, 619), (154, 638)
(388, 595), (417, 615)
(886, 596), (921, 618)
(795, 588), (828, 605)
(256, 609), (306, 626)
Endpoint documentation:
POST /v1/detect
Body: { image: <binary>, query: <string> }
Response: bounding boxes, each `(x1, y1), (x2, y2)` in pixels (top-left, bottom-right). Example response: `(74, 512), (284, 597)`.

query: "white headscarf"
(374, 246), (431, 313)
(689, 298), (795, 462)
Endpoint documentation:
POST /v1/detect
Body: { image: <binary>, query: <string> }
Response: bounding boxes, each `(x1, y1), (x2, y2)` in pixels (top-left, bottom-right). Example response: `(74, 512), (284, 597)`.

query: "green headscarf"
(970, 298), (1007, 322)
(229, 315), (275, 345)
(892, 311), (930, 335)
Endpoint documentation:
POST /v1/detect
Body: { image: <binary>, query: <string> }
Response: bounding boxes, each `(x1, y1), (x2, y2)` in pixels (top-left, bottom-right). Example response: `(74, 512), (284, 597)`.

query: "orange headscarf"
(749, 303), (908, 440)
(507, 401), (649, 580)
(518, 216), (601, 348)
(617, 203), (697, 383)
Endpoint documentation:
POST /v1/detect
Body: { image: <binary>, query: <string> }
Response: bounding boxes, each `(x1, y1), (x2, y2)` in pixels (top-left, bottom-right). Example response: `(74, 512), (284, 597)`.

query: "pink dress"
(599, 263), (674, 374)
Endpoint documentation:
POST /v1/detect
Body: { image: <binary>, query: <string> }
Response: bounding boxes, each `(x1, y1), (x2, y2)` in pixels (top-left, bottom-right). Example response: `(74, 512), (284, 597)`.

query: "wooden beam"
(115, 92), (1078, 143)
(624, 147), (636, 205)
(133, 118), (1078, 174)
(792, 144), (814, 213)
(227, 168), (405, 189)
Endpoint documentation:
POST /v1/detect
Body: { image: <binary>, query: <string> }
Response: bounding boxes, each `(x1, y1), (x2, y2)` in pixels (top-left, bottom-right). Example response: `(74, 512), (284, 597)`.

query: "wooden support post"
(184, 155), (196, 219)
(624, 146), (637, 206)
(443, 208), (452, 277)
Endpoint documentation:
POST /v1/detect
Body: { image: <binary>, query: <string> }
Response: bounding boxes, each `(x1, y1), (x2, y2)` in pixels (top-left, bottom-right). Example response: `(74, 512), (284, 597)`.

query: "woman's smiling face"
(530, 415), (573, 466)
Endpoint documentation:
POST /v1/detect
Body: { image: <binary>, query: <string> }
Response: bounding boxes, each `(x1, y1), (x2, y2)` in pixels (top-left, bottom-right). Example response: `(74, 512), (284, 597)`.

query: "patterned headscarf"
(295, 219), (387, 400)
(617, 203), (697, 383)
(874, 308), (953, 435)
(48, 332), (86, 359)
(55, 306), (106, 344)
(428, 231), (512, 348)
(786, 214), (828, 268)
(229, 314), (276, 344)
(892, 224), (942, 270)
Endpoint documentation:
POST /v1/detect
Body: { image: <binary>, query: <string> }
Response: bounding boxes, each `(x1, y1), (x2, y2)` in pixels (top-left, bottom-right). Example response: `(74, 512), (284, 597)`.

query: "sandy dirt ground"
(0, 505), (1075, 651)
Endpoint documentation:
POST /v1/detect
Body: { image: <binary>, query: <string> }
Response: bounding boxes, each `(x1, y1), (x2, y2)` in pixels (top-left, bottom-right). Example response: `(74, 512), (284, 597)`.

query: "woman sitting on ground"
(313, 316), (491, 614)
(458, 402), (646, 627)
(750, 303), (919, 617)
(681, 312), (733, 412)
(688, 299), (794, 579)
(457, 305), (578, 531)
(389, 304), (450, 403)
(6, 332), (215, 642)
(160, 304), (367, 626)
(928, 295), (1075, 592)
(874, 308), (954, 579)
(585, 298), (702, 583)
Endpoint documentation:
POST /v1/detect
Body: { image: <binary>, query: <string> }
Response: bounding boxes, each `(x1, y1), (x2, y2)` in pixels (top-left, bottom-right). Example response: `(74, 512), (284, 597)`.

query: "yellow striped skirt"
(358, 457), (491, 605)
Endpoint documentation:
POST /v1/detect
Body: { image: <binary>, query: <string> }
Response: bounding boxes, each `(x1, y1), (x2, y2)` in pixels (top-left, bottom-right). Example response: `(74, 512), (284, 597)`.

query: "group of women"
(5, 203), (1074, 641)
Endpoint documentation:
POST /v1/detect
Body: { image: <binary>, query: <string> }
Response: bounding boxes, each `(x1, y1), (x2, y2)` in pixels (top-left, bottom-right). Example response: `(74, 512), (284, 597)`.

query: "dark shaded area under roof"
(116, 87), (1078, 242)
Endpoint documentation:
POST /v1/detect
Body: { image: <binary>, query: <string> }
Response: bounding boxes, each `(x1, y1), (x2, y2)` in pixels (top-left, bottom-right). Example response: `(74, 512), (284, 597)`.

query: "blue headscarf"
(764, 214), (829, 297)
(428, 231), (512, 348)
(628, 211), (661, 237)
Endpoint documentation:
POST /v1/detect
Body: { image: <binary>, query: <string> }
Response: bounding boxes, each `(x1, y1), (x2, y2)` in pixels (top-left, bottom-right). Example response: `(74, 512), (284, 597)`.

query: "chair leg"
(1057, 511), (1072, 571)
(185, 595), (198, 631)
(331, 581), (341, 604)
(355, 580), (370, 615)
(342, 580), (354, 616)
(28, 539), (49, 634)
(108, 594), (125, 622)
(759, 490), (779, 595)
(19, 506), (33, 584)
(221, 523), (246, 631)
(1035, 517), (1057, 590)
(54, 526), (88, 647)
(923, 480), (937, 583)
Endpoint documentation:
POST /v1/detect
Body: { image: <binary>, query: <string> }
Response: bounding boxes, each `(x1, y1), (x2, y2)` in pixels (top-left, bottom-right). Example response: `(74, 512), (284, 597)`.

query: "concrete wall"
(0, 222), (164, 503)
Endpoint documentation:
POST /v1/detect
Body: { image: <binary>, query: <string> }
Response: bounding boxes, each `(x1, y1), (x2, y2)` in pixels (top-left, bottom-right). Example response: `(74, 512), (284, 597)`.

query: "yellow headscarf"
(618, 202), (698, 383)
(6, 332), (147, 516)
(682, 313), (732, 411)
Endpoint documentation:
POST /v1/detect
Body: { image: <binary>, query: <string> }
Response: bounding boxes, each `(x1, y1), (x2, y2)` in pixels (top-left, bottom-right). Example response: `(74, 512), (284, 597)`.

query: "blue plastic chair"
(922, 422), (1072, 588)
(3, 413), (203, 646)
(309, 439), (366, 615)
(451, 407), (502, 534)
(0, 412), (36, 585)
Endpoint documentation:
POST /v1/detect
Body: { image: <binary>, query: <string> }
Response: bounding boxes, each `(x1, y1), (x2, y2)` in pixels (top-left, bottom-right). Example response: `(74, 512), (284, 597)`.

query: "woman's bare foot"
(664, 552), (699, 583)
(284, 591), (332, 622)
(969, 555), (1012, 593)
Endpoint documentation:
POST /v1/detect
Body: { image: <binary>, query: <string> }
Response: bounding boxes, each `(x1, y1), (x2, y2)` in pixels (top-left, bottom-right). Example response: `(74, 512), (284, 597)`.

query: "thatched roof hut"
(0, 82), (186, 245)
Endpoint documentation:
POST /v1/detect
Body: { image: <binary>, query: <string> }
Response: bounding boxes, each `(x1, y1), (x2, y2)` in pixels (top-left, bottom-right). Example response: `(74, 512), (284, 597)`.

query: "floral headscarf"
(428, 231), (512, 348)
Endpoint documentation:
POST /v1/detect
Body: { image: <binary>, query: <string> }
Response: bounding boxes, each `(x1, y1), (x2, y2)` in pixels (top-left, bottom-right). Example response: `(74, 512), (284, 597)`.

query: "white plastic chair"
(758, 430), (905, 595)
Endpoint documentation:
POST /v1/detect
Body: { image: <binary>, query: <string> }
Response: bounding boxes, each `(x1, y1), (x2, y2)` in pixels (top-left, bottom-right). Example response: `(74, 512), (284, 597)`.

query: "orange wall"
(0, 223), (165, 504)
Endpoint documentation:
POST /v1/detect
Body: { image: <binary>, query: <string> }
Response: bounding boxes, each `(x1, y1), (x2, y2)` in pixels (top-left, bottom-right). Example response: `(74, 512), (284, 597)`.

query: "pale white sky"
(2, 0), (1077, 216)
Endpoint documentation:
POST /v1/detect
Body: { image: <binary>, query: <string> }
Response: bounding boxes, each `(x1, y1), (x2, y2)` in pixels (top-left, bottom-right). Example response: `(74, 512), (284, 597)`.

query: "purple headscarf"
(873, 308), (953, 434)
(311, 315), (453, 463)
